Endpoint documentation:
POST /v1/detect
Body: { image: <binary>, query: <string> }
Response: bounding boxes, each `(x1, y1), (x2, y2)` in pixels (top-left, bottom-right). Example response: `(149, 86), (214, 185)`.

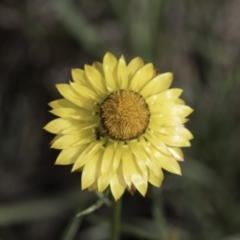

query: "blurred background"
(0, 0), (240, 239)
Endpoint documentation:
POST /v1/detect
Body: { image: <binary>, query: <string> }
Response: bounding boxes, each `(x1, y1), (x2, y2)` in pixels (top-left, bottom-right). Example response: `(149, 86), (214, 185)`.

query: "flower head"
(44, 52), (193, 200)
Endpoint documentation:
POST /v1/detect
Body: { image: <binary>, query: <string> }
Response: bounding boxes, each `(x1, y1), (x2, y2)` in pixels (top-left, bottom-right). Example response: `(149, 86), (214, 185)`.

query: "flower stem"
(111, 199), (122, 240)
(61, 214), (82, 240)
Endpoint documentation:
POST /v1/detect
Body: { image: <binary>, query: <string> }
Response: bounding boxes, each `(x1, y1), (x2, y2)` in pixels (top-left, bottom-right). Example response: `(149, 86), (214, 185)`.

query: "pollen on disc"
(100, 90), (150, 141)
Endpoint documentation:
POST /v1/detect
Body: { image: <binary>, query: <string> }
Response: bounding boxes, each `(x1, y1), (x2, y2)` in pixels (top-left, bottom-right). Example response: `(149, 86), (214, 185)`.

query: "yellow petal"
(71, 68), (85, 84)
(132, 173), (148, 197)
(146, 89), (183, 105)
(140, 73), (173, 98)
(88, 181), (98, 191)
(175, 127), (193, 140)
(50, 134), (61, 144)
(48, 99), (77, 109)
(103, 67), (117, 92)
(127, 56), (144, 79)
(61, 125), (83, 135)
(153, 131), (191, 147)
(144, 132), (171, 156)
(72, 139), (106, 171)
(51, 134), (84, 149)
(148, 168), (163, 187)
(50, 108), (97, 121)
(81, 151), (102, 190)
(150, 147), (181, 174)
(51, 130), (95, 149)
(150, 116), (188, 125)
(128, 141), (148, 180)
(43, 118), (72, 134)
(103, 52), (117, 91)
(72, 133), (96, 147)
(128, 140), (149, 167)
(100, 142), (115, 177)
(150, 104), (193, 118)
(70, 82), (101, 102)
(110, 164), (126, 200)
(170, 105), (193, 117)
(55, 145), (86, 165)
(61, 122), (98, 134)
(148, 122), (166, 132)
(174, 98), (185, 105)
(129, 63), (154, 92)
(97, 174), (112, 193)
(112, 141), (124, 173)
(103, 52), (118, 71)
(168, 147), (184, 161)
(152, 149), (182, 175)
(84, 64), (107, 94)
(153, 126), (193, 140)
(92, 61), (104, 76)
(117, 55), (128, 89)
(55, 84), (94, 110)
(121, 145), (147, 196)
(138, 137), (163, 178)
(72, 69), (93, 89)
(121, 146), (133, 187)
(148, 102), (174, 114)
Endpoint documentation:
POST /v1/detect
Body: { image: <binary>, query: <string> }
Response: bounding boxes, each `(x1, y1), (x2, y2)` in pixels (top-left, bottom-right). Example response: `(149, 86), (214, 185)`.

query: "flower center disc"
(100, 90), (150, 141)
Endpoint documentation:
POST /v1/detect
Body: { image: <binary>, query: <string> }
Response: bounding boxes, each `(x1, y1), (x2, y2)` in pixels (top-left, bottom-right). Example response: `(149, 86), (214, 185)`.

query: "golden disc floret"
(100, 90), (150, 141)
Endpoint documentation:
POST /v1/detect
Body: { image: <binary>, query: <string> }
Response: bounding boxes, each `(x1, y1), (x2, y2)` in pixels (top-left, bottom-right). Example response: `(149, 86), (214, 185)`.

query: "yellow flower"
(44, 52), (193, 200)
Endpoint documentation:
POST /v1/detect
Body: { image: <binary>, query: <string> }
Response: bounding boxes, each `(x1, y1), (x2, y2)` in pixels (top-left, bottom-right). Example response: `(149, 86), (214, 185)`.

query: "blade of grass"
(61, 213), (83, 240)
(151, 188), (168, 240)
(127, 0), (165, 62)
(0, 191), (91, 226)
(52, 0), (119, 57)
